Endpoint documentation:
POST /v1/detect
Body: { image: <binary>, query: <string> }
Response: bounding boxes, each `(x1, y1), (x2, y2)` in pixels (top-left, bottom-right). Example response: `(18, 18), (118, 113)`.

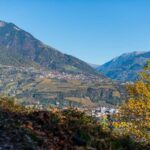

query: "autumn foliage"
(114, 60), (150, 144)
(0, 97), (149, 149)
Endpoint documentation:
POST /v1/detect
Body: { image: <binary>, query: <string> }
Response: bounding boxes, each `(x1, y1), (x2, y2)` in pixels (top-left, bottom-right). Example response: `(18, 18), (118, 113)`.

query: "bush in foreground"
(0, 97), (149, 150)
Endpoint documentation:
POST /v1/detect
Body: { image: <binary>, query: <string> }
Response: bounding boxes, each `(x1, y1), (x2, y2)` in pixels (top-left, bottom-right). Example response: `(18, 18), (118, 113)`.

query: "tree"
(114, 60), (150, 144)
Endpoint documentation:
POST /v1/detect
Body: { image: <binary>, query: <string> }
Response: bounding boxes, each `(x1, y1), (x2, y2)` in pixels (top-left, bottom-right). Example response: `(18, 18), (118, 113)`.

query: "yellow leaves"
(0, 96), (26, 113)
(112, 122), (119, 128)
(128, 81), (150, 97)
(119, 122), (128, 127)
(144, 60), (150, 71)
(115, 60), (150, 144)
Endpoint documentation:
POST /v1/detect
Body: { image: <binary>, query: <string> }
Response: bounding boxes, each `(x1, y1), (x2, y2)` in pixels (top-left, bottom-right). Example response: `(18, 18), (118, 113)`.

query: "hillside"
(0, 20), (125, 106)
(0, 20), (99, 76)
(0, 65), (124, 107)
(97, 51), (150, 81)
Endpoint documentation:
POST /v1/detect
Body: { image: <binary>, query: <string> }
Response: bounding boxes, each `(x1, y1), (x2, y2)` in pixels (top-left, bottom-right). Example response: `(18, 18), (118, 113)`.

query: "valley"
(0, 1), (150, 149)
(0, 20), (126, 110)
(0, 64), (124, 109)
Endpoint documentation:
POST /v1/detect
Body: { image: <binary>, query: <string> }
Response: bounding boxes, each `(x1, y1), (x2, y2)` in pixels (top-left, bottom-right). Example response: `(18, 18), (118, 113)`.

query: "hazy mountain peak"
(0, 21), (6, 27)
(89, 63), (100, 69)
(132, 51), (147, 55)
(110, 51), (147, 62)
(121, 51), (147, 56)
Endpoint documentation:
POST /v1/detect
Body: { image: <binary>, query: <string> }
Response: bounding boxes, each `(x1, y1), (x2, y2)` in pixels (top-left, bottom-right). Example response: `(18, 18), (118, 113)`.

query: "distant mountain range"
(89, 63), (100, 69)
(97, 51), (150, 81)
(0, 20), (100, 76)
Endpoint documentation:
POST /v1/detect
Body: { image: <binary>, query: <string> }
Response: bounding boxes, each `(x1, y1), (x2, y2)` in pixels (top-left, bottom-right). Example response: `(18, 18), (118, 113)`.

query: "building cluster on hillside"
(24, 101), (44, 110)
(86, 106), (118, 119)
(38, 71), (103, 82)
(39, 71), (86, 80)
(0, 65), (104, 83)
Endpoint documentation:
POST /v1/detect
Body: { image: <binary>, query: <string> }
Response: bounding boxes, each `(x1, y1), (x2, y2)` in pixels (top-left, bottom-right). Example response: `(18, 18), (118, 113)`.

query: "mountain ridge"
(0, 20), (100, 76)
(97, 51), (150, 81)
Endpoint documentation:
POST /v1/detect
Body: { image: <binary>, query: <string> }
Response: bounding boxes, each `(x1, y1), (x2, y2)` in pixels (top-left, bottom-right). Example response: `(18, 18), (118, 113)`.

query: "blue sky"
(0, 0), (150, 64)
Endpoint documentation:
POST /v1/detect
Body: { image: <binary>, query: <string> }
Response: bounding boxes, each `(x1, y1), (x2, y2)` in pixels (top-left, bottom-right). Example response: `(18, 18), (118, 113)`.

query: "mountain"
(0, 20), (99, 76)
(0, 20), (125, 107)
(89, 63), (100, 69)
(97, 51), (150, 81)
